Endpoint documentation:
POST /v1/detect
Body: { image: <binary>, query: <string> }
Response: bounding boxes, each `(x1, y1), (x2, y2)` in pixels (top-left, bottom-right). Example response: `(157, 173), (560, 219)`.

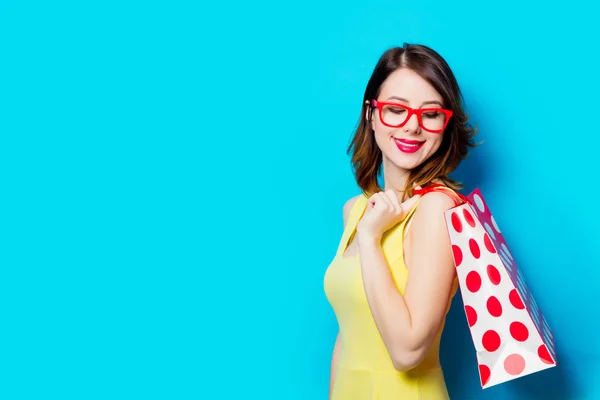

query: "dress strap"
(399, 198), (422, 240)
(336, 194), (368, 257)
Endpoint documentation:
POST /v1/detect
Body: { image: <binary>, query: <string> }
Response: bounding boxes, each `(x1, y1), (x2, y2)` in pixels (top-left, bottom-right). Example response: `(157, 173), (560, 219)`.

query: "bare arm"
(357, 192), (456, 371)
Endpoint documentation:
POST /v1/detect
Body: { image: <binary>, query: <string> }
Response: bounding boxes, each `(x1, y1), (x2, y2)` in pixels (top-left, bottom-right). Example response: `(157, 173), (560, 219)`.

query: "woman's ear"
(364, 100), (374, 130)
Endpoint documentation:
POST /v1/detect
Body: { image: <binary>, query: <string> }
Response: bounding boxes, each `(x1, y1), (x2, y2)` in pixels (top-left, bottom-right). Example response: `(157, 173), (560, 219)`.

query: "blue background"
(1, 1), (599, 399)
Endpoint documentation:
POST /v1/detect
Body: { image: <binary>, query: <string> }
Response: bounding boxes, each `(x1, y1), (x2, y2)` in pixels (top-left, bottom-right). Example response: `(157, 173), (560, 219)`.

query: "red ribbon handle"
(412, 184), (469, 207)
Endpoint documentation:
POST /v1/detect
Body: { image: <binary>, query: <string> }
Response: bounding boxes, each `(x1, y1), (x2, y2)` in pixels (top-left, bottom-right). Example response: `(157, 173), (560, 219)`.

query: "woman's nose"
(403, 113), (420, 132)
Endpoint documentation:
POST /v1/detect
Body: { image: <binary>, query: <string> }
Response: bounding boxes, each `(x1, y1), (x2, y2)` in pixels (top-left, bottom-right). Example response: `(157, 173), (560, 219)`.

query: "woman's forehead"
(379, 68), (442, 104)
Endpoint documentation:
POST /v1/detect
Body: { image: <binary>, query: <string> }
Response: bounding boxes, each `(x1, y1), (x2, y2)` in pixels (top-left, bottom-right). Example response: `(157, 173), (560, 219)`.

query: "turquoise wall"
(1, 1), (598, 399)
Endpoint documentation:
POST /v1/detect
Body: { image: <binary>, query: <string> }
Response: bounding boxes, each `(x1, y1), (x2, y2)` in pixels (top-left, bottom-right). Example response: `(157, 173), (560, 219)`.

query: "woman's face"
(370, 68), (449, 173)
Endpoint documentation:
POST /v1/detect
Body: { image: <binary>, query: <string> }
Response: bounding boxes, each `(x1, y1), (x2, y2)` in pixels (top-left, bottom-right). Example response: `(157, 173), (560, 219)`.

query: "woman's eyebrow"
(385, 96), (444, 108)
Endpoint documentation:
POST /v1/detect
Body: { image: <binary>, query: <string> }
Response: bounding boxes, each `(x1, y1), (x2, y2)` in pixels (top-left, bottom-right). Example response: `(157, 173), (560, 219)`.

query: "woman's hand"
(356, 188), (422, 241)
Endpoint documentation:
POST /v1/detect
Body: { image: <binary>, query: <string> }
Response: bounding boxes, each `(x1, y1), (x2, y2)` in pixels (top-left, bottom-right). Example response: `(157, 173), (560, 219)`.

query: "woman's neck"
(382, 156), (410, 196)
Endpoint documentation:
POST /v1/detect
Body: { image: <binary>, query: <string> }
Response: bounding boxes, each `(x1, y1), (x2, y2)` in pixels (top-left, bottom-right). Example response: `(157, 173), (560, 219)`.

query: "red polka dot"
(463, 209), (476, 227)
(487, 264), (501, 285)
(451, 212), (463, 233)
(504, 354), (526, 375)
(509, 289), (525, 310)
(479, 364), (491, 386)
(538, 344), (554, 364)
(484, 233), (496, 253)
(465, 305), (477, 327)
(510, 322), (529, 342)
(482, 330), (501, 352)
(487, 296), (503, 317)
(466, 271), (482, 293)
(469, 239), (481, 259)
(452, 245), (463, 267)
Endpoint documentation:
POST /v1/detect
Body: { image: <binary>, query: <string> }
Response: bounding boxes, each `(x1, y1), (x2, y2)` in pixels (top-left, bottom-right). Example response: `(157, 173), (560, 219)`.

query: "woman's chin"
(384, 154), (422, 171)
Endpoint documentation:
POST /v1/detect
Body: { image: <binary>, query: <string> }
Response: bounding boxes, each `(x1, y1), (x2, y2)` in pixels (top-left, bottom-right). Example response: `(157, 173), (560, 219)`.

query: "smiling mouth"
(393, 137), (425, 153)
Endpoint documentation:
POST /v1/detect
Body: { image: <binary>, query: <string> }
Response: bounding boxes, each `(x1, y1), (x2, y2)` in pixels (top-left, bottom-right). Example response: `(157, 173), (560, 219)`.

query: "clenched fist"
(356, 188), (422, 241)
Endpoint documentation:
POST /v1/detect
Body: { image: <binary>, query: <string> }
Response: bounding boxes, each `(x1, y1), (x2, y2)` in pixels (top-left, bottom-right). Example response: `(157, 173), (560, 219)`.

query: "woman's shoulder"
(417, 191), (456, 212)
(414, 183), (460, 218)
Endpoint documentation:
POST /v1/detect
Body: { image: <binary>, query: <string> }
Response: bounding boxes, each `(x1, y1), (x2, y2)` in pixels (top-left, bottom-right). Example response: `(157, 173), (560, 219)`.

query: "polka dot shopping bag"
(414, 184), (558, 389)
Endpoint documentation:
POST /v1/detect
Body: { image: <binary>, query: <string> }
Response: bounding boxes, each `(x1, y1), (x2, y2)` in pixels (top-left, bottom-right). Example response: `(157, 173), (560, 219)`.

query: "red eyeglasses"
(371, 99), (453, 133)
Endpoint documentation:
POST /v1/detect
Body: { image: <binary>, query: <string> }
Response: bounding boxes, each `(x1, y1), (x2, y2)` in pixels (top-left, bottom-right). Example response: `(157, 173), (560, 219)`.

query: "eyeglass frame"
(370, 99), (453, 133)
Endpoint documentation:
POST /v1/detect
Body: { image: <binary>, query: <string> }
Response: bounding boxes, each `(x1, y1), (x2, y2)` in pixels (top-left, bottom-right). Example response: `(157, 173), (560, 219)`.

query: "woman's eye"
(390, 108), (406, 114)
(423, 112), (440, 118)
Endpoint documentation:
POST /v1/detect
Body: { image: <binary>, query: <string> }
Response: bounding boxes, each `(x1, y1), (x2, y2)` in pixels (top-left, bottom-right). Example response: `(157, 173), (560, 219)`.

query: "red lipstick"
(393, 138), (425, 153)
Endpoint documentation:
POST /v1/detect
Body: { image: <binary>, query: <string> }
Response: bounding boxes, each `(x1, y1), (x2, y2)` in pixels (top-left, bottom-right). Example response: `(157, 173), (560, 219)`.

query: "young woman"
(324, 43), (477, 399)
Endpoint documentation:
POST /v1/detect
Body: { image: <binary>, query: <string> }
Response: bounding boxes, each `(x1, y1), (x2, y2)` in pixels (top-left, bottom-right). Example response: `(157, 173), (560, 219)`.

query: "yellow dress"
(324, 193), (458, 400)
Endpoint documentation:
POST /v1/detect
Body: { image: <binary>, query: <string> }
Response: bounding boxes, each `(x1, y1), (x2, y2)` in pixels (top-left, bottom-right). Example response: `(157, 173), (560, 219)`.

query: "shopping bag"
(414, 185), (557, 389)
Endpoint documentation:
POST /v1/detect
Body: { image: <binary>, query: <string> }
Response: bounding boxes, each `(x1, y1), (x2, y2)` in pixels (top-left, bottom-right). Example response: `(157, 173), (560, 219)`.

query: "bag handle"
(413, 184), (470, 207)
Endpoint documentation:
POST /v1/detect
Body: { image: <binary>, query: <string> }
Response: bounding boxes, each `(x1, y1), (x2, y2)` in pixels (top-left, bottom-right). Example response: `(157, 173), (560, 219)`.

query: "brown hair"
(347, 43), (478, 200)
